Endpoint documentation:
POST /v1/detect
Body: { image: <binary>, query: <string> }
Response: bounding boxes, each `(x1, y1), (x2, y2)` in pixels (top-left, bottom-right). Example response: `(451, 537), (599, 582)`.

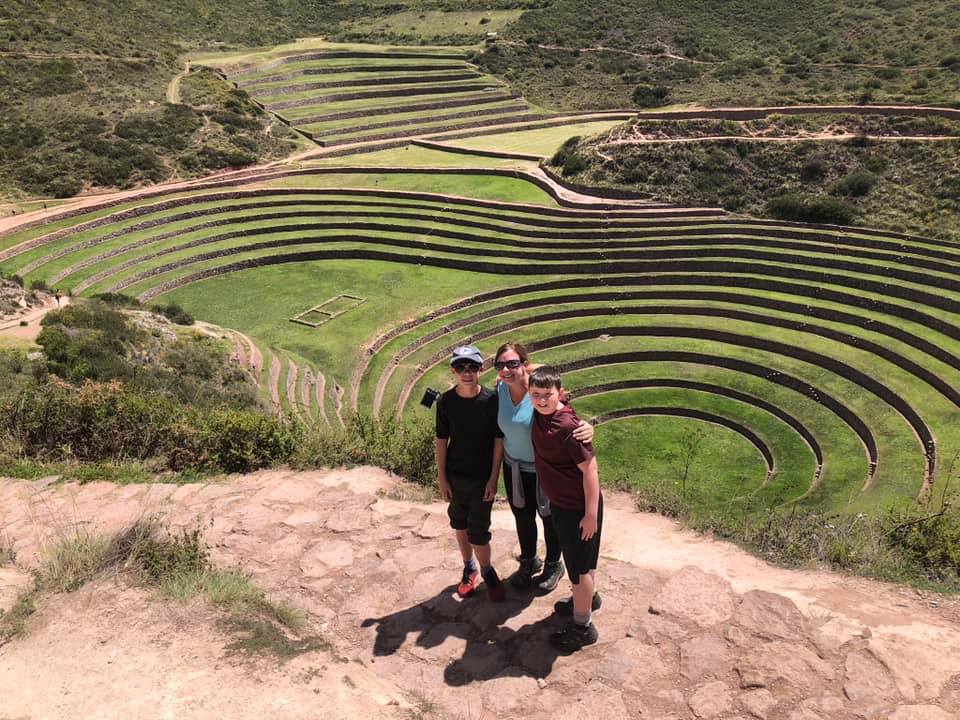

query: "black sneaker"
(550, 621), (598, 652)
(553, 592), (602, 616)
(536, 560), (565, 593)
(483, 566), (506, 603)
(509, 556), (543, 589)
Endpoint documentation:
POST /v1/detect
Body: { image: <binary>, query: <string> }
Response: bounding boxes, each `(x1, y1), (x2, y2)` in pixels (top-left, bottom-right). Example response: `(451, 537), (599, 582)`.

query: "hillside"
(0, 1), (550, 202)
(549, 112), (960, 241)
(477, 0), (960, 110)
(3, 1), (960, 201)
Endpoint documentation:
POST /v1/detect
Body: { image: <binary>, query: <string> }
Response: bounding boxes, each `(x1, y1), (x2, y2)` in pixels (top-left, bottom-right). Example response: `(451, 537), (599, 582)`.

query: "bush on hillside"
(831, 169), (877, 197)
(887, 503), (960, 580)
(631, 83), (671, 107)
(29, 58), (84, 97)
(766, 194), (856, 225)
(1, 378), (295, 473)
(115, 104), (202, 151)
(155, 301), (194, 325)
(92, 293), (141, 307)
(293, 412), (435, 485)
(799, 158), (829, 181)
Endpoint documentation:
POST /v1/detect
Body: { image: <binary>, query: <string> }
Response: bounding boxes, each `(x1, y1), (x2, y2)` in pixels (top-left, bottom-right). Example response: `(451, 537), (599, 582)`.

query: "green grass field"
(5, 157), (958, 526)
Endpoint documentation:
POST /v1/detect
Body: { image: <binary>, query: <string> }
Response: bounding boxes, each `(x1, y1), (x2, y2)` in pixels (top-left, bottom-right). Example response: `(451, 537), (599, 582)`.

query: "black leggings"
(503, 464), (561, 563)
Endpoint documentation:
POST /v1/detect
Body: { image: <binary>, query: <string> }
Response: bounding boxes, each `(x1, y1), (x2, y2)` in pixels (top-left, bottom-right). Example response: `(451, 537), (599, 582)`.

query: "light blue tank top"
(498, 381), (536, 464)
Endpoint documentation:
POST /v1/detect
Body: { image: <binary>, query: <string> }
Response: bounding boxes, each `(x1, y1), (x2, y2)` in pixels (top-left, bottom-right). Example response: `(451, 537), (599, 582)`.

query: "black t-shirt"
(436, 386), (503, 482)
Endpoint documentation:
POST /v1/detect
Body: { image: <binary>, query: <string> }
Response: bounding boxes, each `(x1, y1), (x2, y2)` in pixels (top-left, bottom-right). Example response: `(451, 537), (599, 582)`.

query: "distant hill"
(0, 1), (550, 201)
(477, 0), (960, 110)
(2, 0), (958, 200)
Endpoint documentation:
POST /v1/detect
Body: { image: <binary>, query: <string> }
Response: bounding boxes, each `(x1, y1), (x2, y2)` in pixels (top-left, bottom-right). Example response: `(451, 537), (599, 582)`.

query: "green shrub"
(92, 292), (141, 307)
(886, 500), (960, 581)
(549, 135), (582, 166)
(293, 412), (436, 485)
(561, 153), (588, 176)
(804, 197), (857, 224)
(766, 194), (856, 224)
(30, 58), (84, 97)
(155, 301), (194, 325)
(800, 158), (829, 181)
(831, 169), (877, 197)
(189, 408), (297, 473)
(4, 379), (181, 462)
(631, 83), (671, 107)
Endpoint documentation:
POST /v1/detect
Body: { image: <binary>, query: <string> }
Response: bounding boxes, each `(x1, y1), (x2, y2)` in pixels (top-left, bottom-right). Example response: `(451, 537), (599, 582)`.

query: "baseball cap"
(450, 345), (483, 366)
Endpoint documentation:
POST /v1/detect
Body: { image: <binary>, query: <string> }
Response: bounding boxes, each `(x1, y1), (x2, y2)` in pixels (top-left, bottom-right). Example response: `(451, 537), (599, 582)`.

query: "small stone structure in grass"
(290, 294), (366, 328)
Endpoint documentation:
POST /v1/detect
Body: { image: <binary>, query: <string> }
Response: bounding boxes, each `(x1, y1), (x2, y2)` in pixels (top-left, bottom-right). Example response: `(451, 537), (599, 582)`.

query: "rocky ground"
(1, 467), (959, 720)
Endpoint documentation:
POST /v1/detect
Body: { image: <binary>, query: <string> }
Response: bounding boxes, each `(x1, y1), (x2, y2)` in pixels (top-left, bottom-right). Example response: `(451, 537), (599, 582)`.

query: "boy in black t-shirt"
(436, 345), (506, 602)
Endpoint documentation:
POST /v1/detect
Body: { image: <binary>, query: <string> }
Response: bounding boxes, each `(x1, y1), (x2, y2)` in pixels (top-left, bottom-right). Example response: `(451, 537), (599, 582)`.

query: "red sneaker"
(457, 568), (480, 598)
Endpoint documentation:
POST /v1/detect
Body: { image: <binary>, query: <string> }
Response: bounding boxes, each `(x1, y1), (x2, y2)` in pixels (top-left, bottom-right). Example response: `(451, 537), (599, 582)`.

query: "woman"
(494, 341), (594, 592)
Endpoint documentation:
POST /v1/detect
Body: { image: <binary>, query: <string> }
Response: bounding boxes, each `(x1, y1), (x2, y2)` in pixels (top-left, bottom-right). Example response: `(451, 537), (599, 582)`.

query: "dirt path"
(600, 134), (960, 146)
(0, 294), (69, 341)
(166, 61), (190, 104)
(1, 469), (957, 719)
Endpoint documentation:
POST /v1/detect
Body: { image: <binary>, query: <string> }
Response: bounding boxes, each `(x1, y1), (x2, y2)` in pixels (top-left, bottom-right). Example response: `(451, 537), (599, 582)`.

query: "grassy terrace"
(200, 46), (547, 147)
(2, 163), (957, 520)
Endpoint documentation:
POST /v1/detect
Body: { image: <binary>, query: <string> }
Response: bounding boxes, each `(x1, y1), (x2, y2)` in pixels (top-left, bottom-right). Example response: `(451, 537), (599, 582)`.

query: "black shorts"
(447, 475), (493, 545)
(550, 494), (603, 584)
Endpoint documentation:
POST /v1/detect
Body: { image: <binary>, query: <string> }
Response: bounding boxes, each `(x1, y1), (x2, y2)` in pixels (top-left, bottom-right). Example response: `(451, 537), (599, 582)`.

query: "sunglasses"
(494, 359), (522, 371)
(452, 363), (481, 374)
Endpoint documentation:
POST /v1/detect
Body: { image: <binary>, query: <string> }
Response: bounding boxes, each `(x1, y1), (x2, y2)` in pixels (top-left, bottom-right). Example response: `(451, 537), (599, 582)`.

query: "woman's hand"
(483, 478), (498, 502)
(572, 420), (594, 444)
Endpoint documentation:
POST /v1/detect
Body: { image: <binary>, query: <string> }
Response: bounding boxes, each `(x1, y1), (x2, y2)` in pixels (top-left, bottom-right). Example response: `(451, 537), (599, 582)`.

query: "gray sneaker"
(536, 560), (565, 593)
(509, 556), (543, 589)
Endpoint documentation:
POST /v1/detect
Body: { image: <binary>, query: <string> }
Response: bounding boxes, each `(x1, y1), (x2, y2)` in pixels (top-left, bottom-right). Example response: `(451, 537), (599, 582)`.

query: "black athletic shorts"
(447, 475), (493, 545)
(550, 494), (603, 584)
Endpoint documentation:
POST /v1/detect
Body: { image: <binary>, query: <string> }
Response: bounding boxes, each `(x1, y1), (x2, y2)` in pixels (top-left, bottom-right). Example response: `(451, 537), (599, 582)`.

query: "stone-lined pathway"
(1, 469), (959, 719)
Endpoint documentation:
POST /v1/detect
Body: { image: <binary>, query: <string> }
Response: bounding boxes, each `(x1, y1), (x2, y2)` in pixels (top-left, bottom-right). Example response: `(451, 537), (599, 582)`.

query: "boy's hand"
(572, 420), (594, 444)
(580, 512), (598, 541)
(483, 478), (497, 501)
(439, 477), (453, 501)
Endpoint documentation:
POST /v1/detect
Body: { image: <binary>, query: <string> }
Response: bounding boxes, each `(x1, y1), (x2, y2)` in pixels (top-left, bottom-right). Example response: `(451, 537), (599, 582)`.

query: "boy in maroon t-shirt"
(529, 366), (602, 652)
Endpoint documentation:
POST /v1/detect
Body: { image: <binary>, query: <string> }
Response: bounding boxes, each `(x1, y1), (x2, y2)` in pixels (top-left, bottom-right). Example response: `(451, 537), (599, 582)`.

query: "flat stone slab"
(649, 566), (736, 628)
(735, 641), (835, 691)
(843, 650), (900, 716)
(734, 590), (805, 641)
(688, 680), (733, 719)
(681, 634), (732, 681)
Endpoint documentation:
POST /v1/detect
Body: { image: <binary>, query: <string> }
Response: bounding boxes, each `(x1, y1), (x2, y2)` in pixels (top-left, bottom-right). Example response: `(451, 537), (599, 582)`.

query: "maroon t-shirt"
(532, 404), (595, 511)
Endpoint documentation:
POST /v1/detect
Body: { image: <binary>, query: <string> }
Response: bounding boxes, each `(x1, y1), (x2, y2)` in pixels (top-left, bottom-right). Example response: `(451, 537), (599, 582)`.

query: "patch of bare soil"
(1, 468), (959, 720)
(0, 282), (69, 342)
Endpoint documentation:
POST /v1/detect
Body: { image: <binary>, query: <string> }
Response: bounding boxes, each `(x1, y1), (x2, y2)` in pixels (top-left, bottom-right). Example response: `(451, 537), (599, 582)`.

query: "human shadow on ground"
(360, 581), (570, 684)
